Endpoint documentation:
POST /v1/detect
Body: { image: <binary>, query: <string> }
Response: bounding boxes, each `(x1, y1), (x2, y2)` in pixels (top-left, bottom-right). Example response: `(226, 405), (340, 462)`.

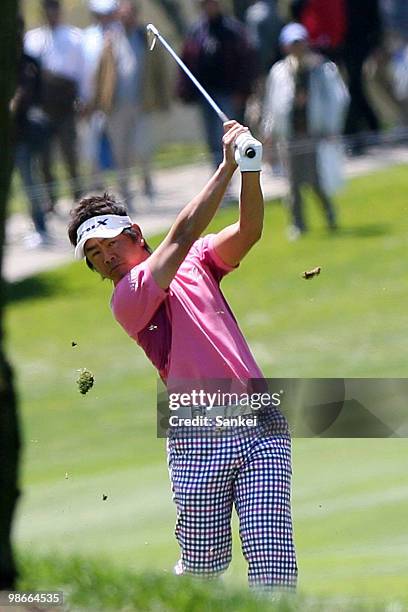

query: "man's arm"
(212, 171), (263, 268)
(148, 121), (246, 289)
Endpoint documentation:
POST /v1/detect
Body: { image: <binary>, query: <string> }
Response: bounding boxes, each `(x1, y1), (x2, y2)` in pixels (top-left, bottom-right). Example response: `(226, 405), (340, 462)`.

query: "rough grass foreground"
(16, 553), (404, 612)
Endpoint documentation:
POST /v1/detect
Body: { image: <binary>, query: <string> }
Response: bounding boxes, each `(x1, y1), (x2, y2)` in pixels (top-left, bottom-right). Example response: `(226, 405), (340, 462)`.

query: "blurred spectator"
(25, 0), (84, 210)
(245, 0), (282, 76)
(178, 0), (258, 169)
(243, 0), (282, 133)
(343, 0), (383, 155)
(82, 0), (120, 190)
(380, 0), (408, 42)
(82, 0), (121, 104)
(290, 0), (347, 62)
(11, 16), (51, 247)
(90, 0), (171, 209)
(371, 0), (408, 128)
(231, 0), (250, 22)
(151, 0), (187, 37)
(263, 23), (349, 239)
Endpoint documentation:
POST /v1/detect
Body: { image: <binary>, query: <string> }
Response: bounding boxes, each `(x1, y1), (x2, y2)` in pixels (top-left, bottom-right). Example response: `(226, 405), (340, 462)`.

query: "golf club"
(146, 23), (256, 159)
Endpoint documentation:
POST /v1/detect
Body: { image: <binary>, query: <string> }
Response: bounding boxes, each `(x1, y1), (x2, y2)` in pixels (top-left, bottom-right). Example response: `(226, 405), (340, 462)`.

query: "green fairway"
(5, 165), (408, 606)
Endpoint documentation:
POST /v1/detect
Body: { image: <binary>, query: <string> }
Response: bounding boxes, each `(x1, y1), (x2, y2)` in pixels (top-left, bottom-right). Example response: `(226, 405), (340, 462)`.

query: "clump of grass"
(76, 369), (94, 395)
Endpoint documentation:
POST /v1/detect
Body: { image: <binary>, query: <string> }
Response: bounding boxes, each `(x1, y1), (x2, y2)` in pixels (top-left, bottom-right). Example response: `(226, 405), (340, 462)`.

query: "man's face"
(118, 1), (138, 29)
(84, 228), (148, 284)
(93, 10), (117, 27)
(285, 39), (308, 59)
(200, 0), (222, 20)
(44, 3), (61, 27)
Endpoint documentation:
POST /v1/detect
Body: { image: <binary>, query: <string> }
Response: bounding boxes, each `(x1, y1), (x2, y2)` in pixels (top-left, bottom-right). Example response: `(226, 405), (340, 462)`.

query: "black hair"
(68, 192), (152, 271)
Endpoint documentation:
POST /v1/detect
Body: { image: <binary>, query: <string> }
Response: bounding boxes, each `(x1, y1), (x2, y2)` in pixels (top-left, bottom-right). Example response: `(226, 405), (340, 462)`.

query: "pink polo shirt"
(111, 234), (264, 386)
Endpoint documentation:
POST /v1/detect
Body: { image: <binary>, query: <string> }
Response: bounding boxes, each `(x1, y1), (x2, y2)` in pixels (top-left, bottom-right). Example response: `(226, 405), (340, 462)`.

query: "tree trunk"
(0, 0), (21, 591)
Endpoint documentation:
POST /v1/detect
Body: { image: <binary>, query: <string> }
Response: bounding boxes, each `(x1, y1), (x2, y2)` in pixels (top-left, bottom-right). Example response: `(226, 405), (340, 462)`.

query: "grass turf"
(5, 165), (408, 608)
(16, 553), (404, 612)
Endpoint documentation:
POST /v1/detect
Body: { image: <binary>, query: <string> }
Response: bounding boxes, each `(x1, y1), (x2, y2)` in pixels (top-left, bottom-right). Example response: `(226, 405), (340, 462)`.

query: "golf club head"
(146, 23), (158, 51)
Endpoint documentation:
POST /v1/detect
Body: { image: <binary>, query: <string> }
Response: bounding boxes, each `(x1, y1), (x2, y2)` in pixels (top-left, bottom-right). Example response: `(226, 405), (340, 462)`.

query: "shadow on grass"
(5, 275), (62, 305)
(328, 224), (390, 239)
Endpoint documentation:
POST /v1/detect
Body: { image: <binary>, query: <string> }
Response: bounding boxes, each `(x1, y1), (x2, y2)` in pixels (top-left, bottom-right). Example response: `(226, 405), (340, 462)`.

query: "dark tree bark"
(0, 0), (21, 591)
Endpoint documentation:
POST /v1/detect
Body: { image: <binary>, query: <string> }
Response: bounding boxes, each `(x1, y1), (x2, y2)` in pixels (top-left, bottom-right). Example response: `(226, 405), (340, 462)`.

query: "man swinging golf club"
(68, 120), (297, 590)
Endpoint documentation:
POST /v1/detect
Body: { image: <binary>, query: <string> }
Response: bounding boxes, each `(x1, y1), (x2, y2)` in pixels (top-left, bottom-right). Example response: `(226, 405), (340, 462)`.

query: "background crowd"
(12, 0), (408, 246)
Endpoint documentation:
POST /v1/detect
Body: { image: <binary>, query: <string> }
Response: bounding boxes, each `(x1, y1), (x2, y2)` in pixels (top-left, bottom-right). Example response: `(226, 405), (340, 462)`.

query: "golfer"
(68, 121), (297, 590)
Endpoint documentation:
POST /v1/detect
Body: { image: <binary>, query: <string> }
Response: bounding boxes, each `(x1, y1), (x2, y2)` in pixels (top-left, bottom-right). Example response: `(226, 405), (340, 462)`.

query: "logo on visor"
(78, 218), (109, 242)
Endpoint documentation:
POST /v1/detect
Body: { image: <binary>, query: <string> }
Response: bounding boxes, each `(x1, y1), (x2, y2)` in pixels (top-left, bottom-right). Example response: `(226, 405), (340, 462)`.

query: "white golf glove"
(234, 132), (263, 172)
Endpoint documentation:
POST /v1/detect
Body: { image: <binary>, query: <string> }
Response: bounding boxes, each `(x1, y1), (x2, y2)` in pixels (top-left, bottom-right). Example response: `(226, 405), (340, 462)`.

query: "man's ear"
(132, 223), (144, 245)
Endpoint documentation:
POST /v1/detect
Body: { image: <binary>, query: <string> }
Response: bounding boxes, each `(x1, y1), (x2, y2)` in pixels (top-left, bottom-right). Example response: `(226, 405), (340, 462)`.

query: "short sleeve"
(192, 234), (238, 283)
(111, 261), (167, 337)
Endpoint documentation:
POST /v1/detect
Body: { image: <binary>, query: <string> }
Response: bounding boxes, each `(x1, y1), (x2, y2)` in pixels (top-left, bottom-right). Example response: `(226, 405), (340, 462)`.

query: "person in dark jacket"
(25, 0), (85, 210)
(245, 0), (282, 76)
(178, 0), (258, 168)
(11, 16), (52, 247)
(343, 0), (383, 154)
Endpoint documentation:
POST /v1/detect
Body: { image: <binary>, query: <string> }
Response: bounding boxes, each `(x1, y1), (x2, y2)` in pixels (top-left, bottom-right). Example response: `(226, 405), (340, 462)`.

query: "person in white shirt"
(94, 0), (170, 210)
(25, 0), (84, 209)
(263, 23), (349, 239)
(81, 0), (170, 211)
(82, 0), (121, 104)
(81, 0), (120, 193)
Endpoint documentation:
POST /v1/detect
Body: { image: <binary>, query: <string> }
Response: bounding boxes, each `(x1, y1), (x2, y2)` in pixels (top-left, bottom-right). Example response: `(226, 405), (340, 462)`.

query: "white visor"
(74, 214), (133, 260)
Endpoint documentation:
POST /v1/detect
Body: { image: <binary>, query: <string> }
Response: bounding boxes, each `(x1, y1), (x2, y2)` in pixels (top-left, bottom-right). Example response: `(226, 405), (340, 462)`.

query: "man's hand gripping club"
(148, 122), (263, 290)
(221, 121), (263, 173)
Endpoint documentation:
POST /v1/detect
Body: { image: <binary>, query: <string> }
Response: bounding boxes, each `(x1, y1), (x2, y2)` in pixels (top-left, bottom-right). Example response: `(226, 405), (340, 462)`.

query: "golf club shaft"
(148, 26), (228, 123)
(146, 24), (256, 159)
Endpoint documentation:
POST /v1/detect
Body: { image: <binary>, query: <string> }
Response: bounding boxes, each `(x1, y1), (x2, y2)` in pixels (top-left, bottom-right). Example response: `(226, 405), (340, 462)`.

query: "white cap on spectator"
(279, 22), (309, 47)
(88, 0), (118, 14)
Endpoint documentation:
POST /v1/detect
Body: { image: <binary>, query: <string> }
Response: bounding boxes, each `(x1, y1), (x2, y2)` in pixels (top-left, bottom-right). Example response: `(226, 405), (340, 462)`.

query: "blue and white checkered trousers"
(167, 415), (298, 590)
